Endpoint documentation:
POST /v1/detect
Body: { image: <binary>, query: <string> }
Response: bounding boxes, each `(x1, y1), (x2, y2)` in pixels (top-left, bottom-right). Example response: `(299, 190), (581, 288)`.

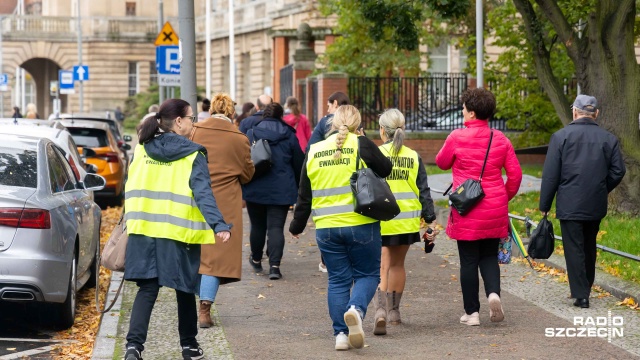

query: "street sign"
(50, 80), (59, 96)
(0, 73), (8, 92)
(73, 65), (89, 81)
(59, 70), (75, 94)
(158, 74), (181, 86)
(154, 22), (179, 46)
(156, 46), (180, 75)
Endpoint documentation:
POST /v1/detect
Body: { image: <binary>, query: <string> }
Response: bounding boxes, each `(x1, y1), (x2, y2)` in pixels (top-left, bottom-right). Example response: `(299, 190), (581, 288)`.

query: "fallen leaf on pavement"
(258, 294), (266, 299)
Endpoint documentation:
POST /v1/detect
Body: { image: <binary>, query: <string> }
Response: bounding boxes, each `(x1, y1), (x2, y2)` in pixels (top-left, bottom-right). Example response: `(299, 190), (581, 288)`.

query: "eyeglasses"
(183, 115), (196, 123)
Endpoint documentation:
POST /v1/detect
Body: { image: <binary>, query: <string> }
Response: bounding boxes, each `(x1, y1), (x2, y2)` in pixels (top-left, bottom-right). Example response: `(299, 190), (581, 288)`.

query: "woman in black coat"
(242, 102), (304, 280)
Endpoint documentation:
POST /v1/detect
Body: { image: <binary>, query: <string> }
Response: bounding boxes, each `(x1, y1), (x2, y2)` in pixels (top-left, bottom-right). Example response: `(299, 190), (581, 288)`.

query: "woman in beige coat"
(190, 92), (255, 327)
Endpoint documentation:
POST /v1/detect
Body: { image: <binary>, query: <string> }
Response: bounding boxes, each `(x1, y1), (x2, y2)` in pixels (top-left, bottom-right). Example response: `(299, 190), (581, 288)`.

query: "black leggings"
(126, 278), (198, 352)
(246, 202), (290, 267)
(457, 238), (501, 315)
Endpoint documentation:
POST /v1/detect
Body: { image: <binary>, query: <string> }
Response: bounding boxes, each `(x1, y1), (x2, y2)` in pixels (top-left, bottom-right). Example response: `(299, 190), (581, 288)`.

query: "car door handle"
(84, 203), (92, 210)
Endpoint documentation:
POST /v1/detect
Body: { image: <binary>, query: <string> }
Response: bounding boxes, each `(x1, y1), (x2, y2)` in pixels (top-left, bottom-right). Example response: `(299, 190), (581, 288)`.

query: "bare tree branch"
(533, 0), (580, 63)
(513, 0), (572, 125)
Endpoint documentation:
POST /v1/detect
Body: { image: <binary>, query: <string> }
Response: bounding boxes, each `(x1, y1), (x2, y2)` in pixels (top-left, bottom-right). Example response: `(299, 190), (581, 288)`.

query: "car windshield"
(67, 128), (109, 148)
(0, 147), (38, 188)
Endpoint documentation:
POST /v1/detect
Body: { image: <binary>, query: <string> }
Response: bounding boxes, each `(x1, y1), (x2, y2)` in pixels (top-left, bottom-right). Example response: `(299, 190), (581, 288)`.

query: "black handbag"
(527, 215), (555, 259)
(445, 130), (493, 216)
(350, 140), (400, 221)
(247, 128), (272, 177)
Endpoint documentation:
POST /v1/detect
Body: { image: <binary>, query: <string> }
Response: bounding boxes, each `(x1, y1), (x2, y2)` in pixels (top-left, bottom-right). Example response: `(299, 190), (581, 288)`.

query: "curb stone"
(91, 271), (125, 360)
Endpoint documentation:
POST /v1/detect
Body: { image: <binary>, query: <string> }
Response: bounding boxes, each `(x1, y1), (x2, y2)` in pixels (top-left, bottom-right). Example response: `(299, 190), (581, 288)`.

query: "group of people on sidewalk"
(119, 87), (625, 359)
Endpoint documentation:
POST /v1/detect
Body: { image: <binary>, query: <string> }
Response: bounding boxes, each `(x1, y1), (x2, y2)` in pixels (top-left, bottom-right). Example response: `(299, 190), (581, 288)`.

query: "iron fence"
(279, 64), (293, 105)
(300, 82), (307, 115)
(311, 78), (318, 126)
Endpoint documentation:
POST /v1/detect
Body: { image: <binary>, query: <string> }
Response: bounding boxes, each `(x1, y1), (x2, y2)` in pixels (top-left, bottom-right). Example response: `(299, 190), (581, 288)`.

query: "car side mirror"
(83, 173), (106, 191)
(123, 135), (133, 142)
(120, 143), (132, 151)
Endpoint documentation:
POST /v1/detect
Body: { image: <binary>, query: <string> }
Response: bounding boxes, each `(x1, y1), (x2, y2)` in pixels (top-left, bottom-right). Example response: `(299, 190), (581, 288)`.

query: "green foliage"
(123, 84), (162, 131)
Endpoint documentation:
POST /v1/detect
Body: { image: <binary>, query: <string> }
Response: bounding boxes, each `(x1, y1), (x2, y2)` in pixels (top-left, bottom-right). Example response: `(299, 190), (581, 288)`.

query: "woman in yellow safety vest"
(372, 108), (438, 336)
(123, 98), (231, 360)
(289, 105), (392, 352)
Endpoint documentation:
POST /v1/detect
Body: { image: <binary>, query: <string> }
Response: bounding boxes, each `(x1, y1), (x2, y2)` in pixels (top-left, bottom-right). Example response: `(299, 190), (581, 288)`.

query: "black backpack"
(527, 215), (555, 259)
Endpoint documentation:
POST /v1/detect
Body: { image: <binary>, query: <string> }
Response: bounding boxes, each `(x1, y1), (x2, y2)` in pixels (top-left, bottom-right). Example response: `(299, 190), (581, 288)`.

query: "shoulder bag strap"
(479, 130), (494, 182)
(95, 211), (126, 314)
(354, 135), (365, 171)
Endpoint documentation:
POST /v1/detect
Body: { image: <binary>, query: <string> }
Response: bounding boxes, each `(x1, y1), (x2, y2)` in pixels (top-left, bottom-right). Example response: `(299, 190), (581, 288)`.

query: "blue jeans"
(199, 275), (221, 303)
(316, 222), (381, 335)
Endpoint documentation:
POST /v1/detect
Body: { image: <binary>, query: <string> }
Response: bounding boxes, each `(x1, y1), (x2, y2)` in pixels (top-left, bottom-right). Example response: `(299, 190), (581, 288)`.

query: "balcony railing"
(0, 16), (158, 42)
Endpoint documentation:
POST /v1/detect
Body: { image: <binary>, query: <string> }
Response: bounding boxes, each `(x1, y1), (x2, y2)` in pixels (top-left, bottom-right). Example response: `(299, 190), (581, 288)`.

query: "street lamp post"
(229, 0), (235, 100)
(179, 0), (198, 113)
(206, 0), (211, 100)
(476, 0), (484, 88)
(77, 0), (84, 113)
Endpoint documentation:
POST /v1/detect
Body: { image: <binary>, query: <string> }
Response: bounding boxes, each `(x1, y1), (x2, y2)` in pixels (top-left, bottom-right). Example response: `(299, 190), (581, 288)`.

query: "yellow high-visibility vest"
(379, 143), (421, 235)
(307, 133), (376, 229)
(124, 144), (215, 245)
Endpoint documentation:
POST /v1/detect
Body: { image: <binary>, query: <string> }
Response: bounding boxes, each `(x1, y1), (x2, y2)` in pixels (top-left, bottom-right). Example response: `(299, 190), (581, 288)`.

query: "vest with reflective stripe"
(379, 143), (421, 235)
(124, 145), (215, 245)
(307, 133), (376, 229)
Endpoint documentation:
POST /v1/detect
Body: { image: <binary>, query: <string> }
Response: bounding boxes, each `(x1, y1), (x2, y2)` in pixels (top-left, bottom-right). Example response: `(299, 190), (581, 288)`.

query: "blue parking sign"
(0, 73), (7, 91)
(59, 70), (75, 94)
(156, 46), (181, 75)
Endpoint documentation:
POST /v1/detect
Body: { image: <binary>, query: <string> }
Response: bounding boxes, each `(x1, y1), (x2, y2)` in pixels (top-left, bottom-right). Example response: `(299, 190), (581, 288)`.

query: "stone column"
(291, 23), (316, 103)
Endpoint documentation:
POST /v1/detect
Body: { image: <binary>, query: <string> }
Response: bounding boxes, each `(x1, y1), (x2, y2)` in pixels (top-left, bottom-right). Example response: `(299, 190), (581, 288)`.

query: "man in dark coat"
(238, 94), (272, 134)
(539, 94), (626, 309)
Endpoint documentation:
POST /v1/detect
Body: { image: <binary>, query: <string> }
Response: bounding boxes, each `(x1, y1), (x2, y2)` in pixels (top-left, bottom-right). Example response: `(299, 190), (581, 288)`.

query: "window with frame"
(428, 43), (449, 73)
(242, 53), (251, 101)
(126, 2), (136, 16)
(47, 145), (75, 193)
(459, 47), (468, 73)
(150, 61), (158, 86)
(128, 62), (139, 97)
(222, 56), (230, 93)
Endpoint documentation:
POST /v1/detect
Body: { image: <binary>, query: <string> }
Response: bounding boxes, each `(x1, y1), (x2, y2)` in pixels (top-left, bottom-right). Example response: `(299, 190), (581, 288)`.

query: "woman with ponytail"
(289, 105), (392, 351)
(283, 96), (312, 152)
(371, 109), (437, 336)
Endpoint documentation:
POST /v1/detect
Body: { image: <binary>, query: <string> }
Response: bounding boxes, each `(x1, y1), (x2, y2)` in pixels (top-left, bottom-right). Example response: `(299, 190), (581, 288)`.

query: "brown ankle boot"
(199, 301), (215, 328)
(387, 291), (403, 325)
(373, 288), (387, 335)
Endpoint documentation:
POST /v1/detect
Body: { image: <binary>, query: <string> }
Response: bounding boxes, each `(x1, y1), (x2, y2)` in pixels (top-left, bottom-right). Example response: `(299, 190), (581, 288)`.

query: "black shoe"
(248, 256), (263, 272)
(124, 346), (142, 360)
(182, 345), (204, 360)
(269, 266), (282, 280)
(573, 298), (589, 308)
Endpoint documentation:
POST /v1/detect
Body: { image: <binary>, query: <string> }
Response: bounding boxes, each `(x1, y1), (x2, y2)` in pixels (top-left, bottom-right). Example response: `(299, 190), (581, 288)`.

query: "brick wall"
(316, 73), (348, 121)
(370, 138), (446, 164)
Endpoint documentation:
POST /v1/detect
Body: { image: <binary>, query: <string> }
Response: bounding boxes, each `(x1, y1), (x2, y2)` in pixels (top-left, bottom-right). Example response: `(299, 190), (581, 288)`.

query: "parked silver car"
(0, 134), (105, 329)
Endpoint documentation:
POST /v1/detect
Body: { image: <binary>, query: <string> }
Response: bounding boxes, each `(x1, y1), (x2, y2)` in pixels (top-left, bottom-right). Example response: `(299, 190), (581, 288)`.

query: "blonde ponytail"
(379, 108), (406, 155)
(331, 105), (362, 159)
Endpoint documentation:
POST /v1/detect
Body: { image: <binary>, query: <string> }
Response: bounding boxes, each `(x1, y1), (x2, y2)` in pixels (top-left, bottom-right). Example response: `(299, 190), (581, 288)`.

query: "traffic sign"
(73, 65), (89, 81)
(158, 74), (180, 86)
(154, 22), (179, 46)
(0, 73), (8, 92)
(59, 70), (75, 94)
(156, 46), (180, 75)
(50, 80), (59, 96)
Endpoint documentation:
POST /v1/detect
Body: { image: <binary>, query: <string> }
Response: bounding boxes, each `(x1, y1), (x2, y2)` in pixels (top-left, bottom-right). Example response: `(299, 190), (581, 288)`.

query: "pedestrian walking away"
(235, 102), (256, 128)
(242, 102), (304, 280)
(122, 98), (232, 360)
(373, 109), (438, 336)
(115, 106), (126, 123)
(435, 88), (522, 326)
(25, 103), (40, 119)
(197, 98), (211, 122)
(11, 106), (22, 119)
(238, 94), (273, 134)
(290, 105), (392, 351)
(190, 92), (255, 328)
(283, 96), (312, 152)
(539, 94), (625, 309)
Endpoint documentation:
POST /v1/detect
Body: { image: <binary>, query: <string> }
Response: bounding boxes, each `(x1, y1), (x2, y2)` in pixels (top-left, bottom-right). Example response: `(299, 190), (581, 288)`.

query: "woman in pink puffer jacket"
(436, 88), (522, 326)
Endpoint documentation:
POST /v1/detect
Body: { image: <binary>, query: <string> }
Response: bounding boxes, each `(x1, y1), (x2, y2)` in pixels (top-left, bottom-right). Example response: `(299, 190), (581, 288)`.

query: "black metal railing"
(300, 82), (307, 115)
(311, 78), (318, 126)
(348, 74), (468, 131)
(279, 64), (293, 104)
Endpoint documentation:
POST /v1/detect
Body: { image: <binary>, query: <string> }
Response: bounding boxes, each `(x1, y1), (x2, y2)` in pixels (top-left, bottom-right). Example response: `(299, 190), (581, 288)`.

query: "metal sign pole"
(179, 0), (197, 113)
(158, 0), (164, 105)
(77, 0), (84, 112)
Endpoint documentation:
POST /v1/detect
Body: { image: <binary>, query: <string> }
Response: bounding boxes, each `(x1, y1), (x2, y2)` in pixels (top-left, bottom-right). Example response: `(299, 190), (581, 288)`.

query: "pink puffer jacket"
(436, 120), (522, 241)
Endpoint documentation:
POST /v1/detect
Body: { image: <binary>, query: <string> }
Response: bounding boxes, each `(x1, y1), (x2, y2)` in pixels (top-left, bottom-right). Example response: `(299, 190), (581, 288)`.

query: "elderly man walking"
(238, 94), (273, 134)
(539, 94), (626, 309)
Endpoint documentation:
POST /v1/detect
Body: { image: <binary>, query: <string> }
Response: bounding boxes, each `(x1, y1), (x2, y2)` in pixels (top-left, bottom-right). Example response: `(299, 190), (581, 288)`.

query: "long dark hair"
(137, 99), (191, 144)
(263, 102), (284, 120)
(286, 96), (301, 116)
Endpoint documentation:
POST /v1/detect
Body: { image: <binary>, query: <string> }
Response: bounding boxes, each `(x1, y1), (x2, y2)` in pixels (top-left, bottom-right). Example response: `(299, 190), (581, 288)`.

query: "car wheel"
(85, 235), (100, 288)
(53, 256), (77, 329)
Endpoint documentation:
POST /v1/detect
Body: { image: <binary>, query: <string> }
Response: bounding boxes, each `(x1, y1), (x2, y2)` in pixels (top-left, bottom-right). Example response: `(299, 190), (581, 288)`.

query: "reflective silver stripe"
(125, 211), (211, 230)
(312, 204), (354, 217)
(312, 186), (352, 198)
(393, 210), (421, 220)
(393, 192), (418, 200)
(125, 189), (196, 207)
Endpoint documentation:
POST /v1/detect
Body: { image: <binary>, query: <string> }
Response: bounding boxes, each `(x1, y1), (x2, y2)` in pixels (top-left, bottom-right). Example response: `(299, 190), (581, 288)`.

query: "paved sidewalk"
(103, 207), (640, 359)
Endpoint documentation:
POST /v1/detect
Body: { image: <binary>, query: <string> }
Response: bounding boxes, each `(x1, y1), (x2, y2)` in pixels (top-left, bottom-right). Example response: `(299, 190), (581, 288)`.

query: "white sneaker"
(460, 312), (480, 326)
(344, 305), (365, 349)
(488, 293), (504, 322)
(335, 332), (349, 351)
(319, 262), (327, 273)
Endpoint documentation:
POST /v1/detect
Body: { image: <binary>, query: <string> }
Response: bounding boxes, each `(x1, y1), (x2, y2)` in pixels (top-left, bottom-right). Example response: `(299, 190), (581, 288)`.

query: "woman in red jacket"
(283, 96), (312, 152)
(436, 88), (522, 326)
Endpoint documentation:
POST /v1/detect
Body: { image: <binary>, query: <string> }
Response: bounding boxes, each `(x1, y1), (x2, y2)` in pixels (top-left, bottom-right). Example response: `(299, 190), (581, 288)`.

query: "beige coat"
(190, 117), (254, 283)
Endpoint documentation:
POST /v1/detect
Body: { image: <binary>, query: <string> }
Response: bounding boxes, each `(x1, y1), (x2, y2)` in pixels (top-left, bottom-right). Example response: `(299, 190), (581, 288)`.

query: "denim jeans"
(199, 275), (221, 303)
(246, 202), (289, 266)
(126, 278), (198, 352)
(316, 222), (381, 335)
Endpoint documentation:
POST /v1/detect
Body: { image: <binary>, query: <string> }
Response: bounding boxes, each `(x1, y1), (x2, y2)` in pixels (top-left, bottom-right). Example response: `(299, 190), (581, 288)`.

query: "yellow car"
(57, 120), (127, 205)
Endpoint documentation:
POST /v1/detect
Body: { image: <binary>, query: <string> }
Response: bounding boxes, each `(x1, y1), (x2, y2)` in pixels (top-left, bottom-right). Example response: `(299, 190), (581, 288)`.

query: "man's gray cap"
(572, 94), (598, 112)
